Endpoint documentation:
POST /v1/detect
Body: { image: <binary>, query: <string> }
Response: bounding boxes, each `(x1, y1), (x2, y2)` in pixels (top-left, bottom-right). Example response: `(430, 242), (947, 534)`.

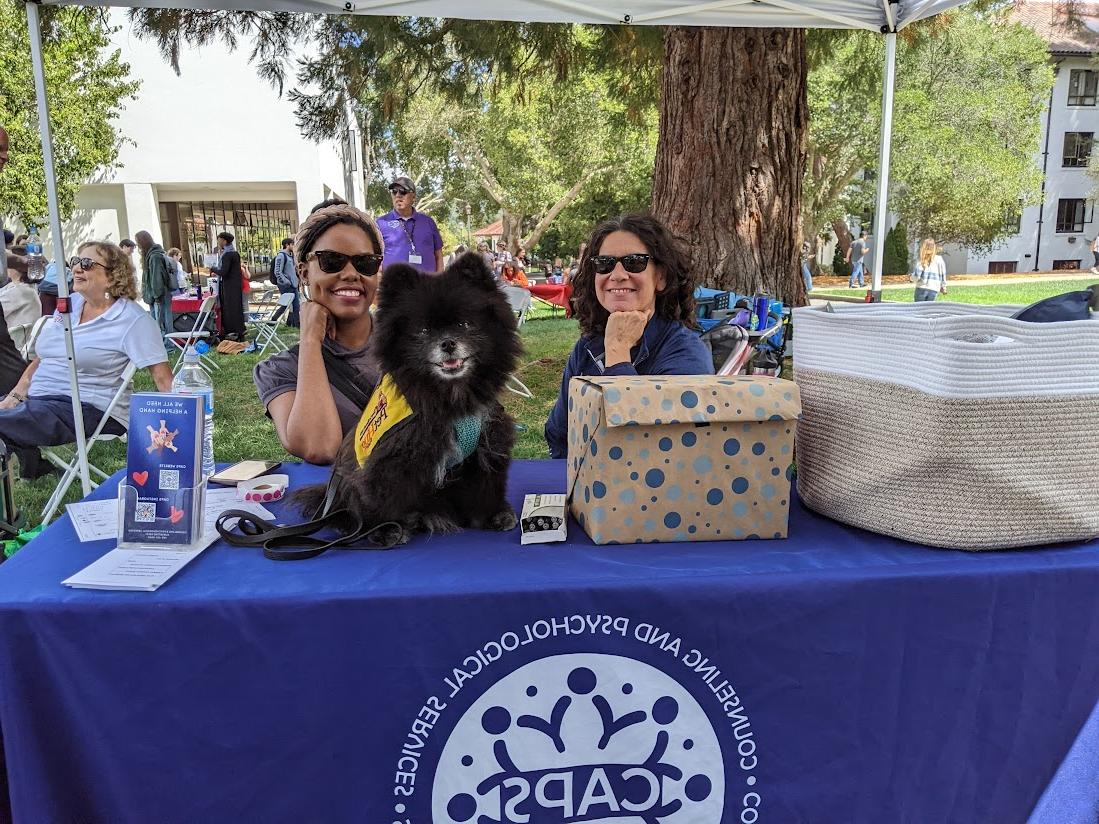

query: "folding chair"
(502, 285), (532, 327)
(165, 294), (220, 374)
(19, 316), (49, 360)
(249, 292), (294, 356)
(39, 362), (137, 523)
(247, 285), (278, 321)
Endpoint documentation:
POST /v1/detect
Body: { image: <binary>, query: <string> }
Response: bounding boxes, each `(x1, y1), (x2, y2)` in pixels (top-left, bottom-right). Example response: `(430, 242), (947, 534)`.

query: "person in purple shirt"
(544, 213), (713, 459)
(377, 176), (444, 273)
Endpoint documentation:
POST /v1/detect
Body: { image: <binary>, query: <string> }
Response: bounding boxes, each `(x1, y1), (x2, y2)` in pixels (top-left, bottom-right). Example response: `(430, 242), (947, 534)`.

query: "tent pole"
(870, 30), (896, 295)
(26, 1), (92, 497)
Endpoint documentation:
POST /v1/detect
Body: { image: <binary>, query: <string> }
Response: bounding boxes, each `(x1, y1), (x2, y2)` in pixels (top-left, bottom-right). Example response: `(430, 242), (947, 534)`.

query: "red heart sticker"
(169, 507), (184, 525)
(132, 471), (149, 487)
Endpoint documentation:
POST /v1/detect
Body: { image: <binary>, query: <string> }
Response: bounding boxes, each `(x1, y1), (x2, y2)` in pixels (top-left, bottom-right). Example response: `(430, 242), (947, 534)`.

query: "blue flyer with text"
(121, 393), (204, 545)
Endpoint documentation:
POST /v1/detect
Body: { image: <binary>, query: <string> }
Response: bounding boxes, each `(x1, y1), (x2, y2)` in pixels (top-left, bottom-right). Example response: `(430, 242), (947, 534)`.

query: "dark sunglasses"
(306, 250), (383, 276)
(591, 253), (653, 275)
(389, 187), (411, 196)
(68, 256), (103, 271)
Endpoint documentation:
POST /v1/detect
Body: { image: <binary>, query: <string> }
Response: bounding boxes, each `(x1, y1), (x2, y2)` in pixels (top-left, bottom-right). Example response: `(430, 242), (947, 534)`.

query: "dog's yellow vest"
(354, 373), (414, 467)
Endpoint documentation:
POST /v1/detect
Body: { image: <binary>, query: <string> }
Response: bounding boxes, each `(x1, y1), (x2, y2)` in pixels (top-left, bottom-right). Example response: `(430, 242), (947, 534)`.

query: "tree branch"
(522, 165), (609, 250)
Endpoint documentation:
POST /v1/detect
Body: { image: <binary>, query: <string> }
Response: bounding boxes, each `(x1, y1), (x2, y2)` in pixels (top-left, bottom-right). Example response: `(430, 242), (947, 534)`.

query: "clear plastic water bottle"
(171, 347), (215, 480)
(25, 226), (45, 282)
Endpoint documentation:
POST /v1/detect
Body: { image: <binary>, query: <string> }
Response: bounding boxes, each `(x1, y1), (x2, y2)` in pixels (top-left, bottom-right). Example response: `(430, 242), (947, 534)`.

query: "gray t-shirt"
(850, 239), (869, 266)
(253, 337), (380, 436)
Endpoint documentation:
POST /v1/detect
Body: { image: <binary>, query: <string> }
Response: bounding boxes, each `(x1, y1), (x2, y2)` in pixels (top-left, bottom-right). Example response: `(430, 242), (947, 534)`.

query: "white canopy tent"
(24, 0), (971, 497)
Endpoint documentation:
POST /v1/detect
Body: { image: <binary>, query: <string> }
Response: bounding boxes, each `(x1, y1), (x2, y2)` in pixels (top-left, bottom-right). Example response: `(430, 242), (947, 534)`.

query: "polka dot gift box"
(566, 375), (801, 545)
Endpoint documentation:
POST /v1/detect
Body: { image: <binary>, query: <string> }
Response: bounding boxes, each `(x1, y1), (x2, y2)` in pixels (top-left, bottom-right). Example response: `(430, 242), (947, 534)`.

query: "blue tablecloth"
(0, 460), (1097, 823)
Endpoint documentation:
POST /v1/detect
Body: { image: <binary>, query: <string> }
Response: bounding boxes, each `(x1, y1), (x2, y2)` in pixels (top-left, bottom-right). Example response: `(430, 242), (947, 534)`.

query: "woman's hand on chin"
(604, 309), (650, 367)
(299, 300), (332, 346)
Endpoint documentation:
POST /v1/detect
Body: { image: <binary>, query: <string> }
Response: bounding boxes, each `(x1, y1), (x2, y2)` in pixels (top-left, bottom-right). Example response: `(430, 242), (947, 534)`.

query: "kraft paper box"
(566, 375), (801, 544)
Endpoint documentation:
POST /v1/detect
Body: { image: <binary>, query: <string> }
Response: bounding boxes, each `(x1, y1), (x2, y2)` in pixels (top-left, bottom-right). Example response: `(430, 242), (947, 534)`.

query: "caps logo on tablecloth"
(430, 652), (724, 823)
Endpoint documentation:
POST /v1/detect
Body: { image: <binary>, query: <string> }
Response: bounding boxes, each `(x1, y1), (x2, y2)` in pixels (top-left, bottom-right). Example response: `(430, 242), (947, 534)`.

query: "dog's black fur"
(295, 252), (522, 546)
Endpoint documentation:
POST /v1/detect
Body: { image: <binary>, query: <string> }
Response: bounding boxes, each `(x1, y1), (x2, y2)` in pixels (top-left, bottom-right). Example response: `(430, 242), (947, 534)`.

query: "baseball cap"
(389, 176), (415, 193)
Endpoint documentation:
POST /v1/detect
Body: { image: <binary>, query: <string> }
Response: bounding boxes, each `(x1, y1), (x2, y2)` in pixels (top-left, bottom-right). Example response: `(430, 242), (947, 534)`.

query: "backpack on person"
(270, 251), (287, 287)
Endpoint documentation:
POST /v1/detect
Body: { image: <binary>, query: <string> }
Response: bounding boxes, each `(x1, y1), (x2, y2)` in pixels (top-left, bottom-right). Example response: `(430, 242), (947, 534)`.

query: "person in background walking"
(136, 231), (175, 336)
(1090, 234), (1099, 274)
(272, 237), (299, 328)
(846, 230), (869, 288)
(210, 231), (246, 340)
(911, 238), (947, 302)
(800, 239), (814, 293)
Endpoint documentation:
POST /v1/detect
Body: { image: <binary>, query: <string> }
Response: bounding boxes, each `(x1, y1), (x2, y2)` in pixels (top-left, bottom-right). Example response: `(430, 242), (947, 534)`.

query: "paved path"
(812, 272), (1096, 291)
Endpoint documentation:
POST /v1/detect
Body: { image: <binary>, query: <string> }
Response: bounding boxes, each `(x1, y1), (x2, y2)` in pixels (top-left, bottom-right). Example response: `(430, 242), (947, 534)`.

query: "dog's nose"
(440, 339), (457, 355)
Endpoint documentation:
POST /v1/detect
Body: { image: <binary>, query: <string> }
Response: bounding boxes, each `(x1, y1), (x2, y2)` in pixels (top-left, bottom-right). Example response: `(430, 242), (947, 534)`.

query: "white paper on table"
(62, 549), (204, 591)
(65, 499), (118, 542)
(62, 488), (276, 591)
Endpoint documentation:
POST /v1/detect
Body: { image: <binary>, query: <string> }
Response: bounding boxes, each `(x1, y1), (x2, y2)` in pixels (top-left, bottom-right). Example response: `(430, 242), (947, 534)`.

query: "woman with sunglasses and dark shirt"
(544, 214), (713, 459)
(253, 199), (385, 464)
(209, 231), (246, 340)
(0, 241), (172, 478)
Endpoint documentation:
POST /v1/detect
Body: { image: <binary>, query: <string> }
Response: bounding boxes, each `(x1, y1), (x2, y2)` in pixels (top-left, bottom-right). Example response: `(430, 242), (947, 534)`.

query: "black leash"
(214, 466), (405, 560)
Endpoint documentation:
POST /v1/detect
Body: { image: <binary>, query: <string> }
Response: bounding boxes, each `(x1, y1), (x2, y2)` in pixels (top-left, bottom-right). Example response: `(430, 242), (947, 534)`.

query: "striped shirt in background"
(911, 255), (947, 291)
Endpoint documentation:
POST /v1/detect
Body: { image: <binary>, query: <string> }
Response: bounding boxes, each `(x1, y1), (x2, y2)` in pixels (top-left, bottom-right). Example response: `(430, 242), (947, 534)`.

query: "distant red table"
(526, 283), (573, 317)
(171, 292), (221, 333)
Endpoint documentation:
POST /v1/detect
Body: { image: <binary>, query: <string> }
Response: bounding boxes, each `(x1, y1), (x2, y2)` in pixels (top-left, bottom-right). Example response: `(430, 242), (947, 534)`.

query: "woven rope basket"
(792, 302), (1099, 550)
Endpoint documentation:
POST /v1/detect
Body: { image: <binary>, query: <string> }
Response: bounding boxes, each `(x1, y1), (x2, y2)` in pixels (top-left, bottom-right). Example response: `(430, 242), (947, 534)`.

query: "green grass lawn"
(812, 276), (1096, 305)
(11, 311), (579, 529)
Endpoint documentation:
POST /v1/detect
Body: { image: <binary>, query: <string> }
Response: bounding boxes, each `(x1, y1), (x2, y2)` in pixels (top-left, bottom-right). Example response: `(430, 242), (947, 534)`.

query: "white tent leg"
(26, 1), (91, 496)
(871, 30), (897, 295)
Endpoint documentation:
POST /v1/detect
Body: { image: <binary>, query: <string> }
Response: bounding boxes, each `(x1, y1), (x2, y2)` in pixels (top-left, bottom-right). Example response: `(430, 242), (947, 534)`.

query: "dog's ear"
(378, 263), (421, 303)
(446, 251), (497, 292)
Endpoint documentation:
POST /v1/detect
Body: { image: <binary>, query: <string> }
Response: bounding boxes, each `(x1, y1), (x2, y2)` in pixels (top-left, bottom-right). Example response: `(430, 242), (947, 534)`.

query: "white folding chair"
(249, 291), (294, 356)
(40, 362), (137, 523)
(20, 315), (49, 360)
(164, 295), (219, 374)
(502, 285), (532, 326)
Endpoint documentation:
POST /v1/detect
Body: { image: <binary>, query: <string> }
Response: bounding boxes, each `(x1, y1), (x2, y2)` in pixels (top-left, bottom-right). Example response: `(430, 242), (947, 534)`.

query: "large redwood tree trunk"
(652, 27), (808, 303)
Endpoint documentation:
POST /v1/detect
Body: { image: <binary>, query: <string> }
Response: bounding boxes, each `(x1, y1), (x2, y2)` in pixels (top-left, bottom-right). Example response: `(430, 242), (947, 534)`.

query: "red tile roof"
(473, 219), (503, 237)
(1010, 0), (1099, 54)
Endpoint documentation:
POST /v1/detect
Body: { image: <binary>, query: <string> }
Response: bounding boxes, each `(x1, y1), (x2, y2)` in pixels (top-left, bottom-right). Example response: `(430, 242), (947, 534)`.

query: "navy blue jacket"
(544, 315), (714, 459)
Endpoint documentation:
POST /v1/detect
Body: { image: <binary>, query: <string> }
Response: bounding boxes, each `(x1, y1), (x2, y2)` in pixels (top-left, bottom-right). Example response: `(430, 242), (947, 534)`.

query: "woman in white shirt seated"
(0, 241), (172, 479)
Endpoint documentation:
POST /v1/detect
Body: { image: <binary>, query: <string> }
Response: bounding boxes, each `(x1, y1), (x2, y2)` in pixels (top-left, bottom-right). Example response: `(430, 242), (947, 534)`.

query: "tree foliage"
(379, 65), (655, 254)
(0, 3), (138, 223)
(882, 223), (910, 276)
(804, 9), (1052, 252)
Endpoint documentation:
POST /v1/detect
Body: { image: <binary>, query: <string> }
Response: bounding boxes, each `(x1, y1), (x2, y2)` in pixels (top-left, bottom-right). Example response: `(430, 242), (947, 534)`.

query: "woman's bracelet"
(9, 390), (26, 403)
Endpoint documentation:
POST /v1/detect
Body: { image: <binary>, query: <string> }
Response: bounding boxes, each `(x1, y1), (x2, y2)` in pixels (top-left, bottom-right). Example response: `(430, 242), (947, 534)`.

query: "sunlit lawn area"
(812, 275), (1096, 305)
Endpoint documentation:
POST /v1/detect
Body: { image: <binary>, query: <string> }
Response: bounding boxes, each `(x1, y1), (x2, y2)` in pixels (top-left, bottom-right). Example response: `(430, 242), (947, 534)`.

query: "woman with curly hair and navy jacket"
(544, 213), (713, 459)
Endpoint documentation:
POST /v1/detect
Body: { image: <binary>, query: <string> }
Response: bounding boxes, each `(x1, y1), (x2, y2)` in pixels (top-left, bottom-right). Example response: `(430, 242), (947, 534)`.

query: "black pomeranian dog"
(295, 252), (522, 547)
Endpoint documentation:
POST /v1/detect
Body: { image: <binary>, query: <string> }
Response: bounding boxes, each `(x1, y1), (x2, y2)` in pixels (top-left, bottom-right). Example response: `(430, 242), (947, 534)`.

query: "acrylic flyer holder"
(116, 480), (208, 552)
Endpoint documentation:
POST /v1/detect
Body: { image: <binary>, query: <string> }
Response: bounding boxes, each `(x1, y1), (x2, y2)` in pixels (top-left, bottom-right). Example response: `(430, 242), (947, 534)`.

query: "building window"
(1063, 132), (1094, 167)
(1055, 198), (1092, 233)
(987, 261), (1018, 275)
(1068, 69), (1098, 106)
(159, 200), (298, 275)
(1052, 259), (1081, 271)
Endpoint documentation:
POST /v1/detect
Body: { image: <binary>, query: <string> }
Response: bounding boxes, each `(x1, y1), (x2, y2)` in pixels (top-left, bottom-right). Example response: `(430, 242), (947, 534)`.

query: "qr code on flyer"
(159, 469), (179, 490)
(135, 502), (157, 523)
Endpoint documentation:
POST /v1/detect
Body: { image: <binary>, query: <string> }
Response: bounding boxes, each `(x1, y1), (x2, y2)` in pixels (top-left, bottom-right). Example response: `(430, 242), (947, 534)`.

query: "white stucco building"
(55, 11), (364, 273)
(944, 1), (1099, 274)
